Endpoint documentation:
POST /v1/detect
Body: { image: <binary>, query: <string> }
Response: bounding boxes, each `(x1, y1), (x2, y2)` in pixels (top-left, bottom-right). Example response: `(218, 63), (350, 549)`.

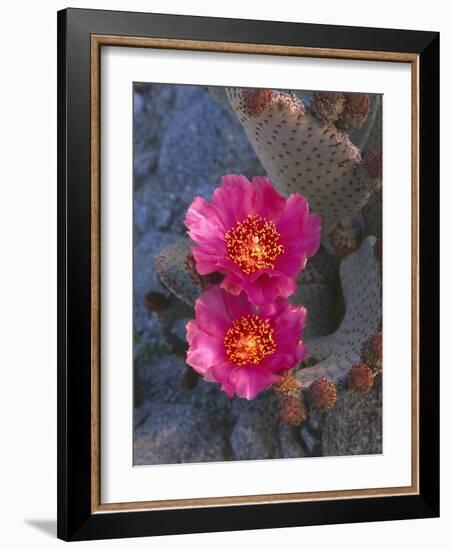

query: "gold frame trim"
(90, 35), (420, 514)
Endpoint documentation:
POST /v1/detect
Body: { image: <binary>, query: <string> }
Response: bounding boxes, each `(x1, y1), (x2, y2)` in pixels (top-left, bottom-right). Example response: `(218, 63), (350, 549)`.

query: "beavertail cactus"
(146, 84), (383, 446)
(295, 236), (382, 389)
(226, 88), (378, 234)
(155, 240), (203, 306)
(155, 239), (222, 307)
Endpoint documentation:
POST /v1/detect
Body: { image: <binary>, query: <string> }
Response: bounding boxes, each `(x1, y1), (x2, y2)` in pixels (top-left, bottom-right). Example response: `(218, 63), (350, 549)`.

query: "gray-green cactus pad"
(154, 240), (200, 306)
(295, 236), (382, 388)
(226, 88), (373, 234)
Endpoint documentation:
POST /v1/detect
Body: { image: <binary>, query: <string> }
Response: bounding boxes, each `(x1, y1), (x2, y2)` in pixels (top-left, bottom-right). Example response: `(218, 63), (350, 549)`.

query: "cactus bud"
(336, 93), (370, 131)
(311, 91), (346, 123)
(273, 372), (300, 397)
(241, 88), (273, 117)
(348, 363), (374, 393)
(280, 395), (306, 425)
(307, 378), (337, 412)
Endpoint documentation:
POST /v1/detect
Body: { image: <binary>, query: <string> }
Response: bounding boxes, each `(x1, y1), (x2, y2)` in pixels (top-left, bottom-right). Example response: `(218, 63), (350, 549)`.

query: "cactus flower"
(186, 286), (307, 400)
(185, 174), (320, 305)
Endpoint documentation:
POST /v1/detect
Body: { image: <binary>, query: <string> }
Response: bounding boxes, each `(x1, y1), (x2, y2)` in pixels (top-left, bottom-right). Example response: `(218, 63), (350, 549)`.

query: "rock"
(307, 409), (325, 432)
(321, 377), (382, 456)
(277, 423), (307, 458)
(157, 86), (264, 216)
(154, 207), (173, 230)
(299, 425), (321, 455)
(133, 231), (176, 345)
(134, 149), (158, 179)
(133, 85), (177, 189)
(134, 403), (230, 464)
(135, 354), (234, 417)
(230, 395), (279, 460)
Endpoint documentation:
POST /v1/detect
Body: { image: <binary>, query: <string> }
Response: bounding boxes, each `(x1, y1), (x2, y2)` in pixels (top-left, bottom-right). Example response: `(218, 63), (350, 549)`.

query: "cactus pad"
(295, 236), (382, 389)
(155, 240), (203, 306)
(226, 88), (374, 234)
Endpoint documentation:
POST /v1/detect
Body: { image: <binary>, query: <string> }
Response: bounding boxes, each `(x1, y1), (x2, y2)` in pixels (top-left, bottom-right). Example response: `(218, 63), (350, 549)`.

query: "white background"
(0, 0), (448, 548)
(102, 48), (412, 503)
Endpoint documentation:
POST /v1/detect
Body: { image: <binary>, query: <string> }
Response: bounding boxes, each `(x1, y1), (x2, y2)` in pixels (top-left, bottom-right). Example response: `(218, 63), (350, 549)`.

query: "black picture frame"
(57, 7), (439, 541)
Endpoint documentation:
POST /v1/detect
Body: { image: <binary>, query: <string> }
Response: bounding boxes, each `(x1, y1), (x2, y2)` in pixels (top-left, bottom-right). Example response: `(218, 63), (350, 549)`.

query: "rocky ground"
(133, 83), (382, 465)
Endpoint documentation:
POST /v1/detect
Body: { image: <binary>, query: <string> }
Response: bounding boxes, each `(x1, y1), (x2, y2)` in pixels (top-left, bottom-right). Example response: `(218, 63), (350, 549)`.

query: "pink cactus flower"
(185, 175), (320, 305)
(186, 286), (307, 400)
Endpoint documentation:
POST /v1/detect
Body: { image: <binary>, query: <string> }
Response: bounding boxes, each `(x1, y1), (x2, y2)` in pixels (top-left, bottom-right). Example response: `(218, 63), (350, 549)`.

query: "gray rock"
(307, 409), (325, 432)
(154, 207), (173, 230)
(135, 354), (234, 418)
(322, 377), (382, 456)
(230, 395), (279, 461)
(134, 403), (230, 465)
(277, 423), (307, 459)
(157, 86), (264, 210)
(133, 230), (175, 344)
(300, 425), (320, 455)
(134, 149), (158, 179)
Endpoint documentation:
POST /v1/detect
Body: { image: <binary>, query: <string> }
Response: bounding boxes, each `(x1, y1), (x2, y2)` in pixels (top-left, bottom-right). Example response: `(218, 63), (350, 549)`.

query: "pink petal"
(194, 286), (232, 337)
(276, 194), (310, 239)
(191, 246), (223, 275)
(239, 273), (296, 306)
(250, 176), (286, 220)
(263, 353), (298, 374)
(211, 175), (254, 229)
(185, 196), (226, 243)
(228, 366), (280, 400)
(221, 288), (254, 318)
(185, 323), (225, 375)
(211, 362), (233, 384)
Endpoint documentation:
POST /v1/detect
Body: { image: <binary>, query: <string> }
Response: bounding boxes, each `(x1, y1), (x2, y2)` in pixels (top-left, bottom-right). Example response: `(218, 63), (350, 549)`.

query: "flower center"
(224, 314), (276, 367)
(225, 214), (284, 274)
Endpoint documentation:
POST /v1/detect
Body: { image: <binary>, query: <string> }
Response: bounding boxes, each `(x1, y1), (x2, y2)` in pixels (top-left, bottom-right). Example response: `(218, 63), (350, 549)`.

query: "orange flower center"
(224, 314), (276, 367)
(225, 214), (284, 274)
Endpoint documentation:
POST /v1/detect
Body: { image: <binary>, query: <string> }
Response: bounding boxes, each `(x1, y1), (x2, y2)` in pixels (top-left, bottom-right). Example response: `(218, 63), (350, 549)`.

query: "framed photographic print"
(57, 8), (439, 541)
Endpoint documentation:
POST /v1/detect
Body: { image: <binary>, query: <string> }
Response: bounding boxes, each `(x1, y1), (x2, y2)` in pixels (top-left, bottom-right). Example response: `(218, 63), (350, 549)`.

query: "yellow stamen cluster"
(224, 314), (276, 367)
(225, 214), (284, 274)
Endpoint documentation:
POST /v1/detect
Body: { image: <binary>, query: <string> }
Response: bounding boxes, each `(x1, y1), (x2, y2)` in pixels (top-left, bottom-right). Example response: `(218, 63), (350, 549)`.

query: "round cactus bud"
(311, 91), (346, 123)
(241, 88), (273, 117)
(280, 395), (306, 425)
(336, 93), (370, 131)
(348, 363), (374, 393)
(273, 372), (300, 397)
(307, 378), (337, 412)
